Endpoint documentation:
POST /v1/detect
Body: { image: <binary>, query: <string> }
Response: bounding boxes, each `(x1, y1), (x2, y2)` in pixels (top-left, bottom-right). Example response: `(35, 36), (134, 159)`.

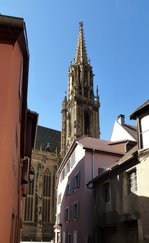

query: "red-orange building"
(0, 15), (37, 243)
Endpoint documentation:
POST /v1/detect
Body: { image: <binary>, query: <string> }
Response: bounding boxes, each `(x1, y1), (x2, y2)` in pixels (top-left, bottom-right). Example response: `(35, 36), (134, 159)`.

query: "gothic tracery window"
(42, 169), (51, 223)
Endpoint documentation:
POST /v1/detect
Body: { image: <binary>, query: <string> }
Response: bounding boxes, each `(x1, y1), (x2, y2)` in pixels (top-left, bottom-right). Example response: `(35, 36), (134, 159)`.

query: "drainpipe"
(92, 149), (95, 179)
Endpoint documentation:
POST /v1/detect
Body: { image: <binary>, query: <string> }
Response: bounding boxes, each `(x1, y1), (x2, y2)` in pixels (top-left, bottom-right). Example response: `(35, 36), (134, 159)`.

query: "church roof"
(74, 21), (89, 64)
(35, 125), (61, 153)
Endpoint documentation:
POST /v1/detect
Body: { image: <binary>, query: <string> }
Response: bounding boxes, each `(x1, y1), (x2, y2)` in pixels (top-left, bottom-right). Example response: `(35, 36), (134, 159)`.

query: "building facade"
(22, 126), (61, 241)
(55, 136), (126, 243)
(61, 22), (100, 158)
(88, 100), (149, 243)
(0, 15), (37, 243)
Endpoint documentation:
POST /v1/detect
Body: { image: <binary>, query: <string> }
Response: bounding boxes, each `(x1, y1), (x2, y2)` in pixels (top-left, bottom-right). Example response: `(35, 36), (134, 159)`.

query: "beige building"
(22, 126), (61, 241)
(88, 100), (149, 243)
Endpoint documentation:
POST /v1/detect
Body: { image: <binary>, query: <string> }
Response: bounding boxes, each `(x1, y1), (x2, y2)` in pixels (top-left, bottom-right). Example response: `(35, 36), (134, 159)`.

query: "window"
(102, 181), (110, 203)
(64, 207), (69, 222)
(68, 233), (71, 243)
(58, 193), (62, 205)
(139, 115), (149, 149)
(73, 201), (80, 220)
(128, 169), (137, 193)
(65, 183), (71, 197)
(84, 111), (90, 134)
(66, 160), (70, 174)
(62, 168), (66, 180)
(24, 172), (34, 222)
(42, 169), (51, 223)
(74, 172), (80, 190)
(70, 156), (75, 168)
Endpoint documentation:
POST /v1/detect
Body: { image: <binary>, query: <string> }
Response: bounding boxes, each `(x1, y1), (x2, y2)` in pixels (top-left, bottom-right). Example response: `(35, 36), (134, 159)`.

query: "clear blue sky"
(1, 0), (149, 139)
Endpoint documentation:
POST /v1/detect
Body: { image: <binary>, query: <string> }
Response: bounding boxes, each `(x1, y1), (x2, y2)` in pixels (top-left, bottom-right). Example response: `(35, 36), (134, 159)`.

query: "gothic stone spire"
(74, 21), (89, 64)
(61, 22), (100, 158)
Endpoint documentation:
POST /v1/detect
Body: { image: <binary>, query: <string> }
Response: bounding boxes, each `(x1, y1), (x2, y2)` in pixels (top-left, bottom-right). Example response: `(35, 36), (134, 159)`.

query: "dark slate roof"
(35, 125), (61, 153)
(122, 124), (137, 140)
(130, 99), (149, 119)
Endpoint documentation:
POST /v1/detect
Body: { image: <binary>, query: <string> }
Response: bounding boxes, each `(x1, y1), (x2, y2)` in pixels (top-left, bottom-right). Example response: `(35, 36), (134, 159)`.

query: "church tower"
(61, 22), (100, 158)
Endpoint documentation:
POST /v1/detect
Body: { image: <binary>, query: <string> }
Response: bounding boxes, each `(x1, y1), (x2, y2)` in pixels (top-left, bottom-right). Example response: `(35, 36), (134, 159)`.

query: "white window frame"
(127, 168), (137, 194)
(139, 115), (149, 150)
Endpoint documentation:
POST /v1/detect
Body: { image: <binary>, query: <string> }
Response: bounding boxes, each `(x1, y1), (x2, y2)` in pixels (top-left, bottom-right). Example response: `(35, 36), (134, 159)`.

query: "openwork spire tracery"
(74, 21), (89, 64)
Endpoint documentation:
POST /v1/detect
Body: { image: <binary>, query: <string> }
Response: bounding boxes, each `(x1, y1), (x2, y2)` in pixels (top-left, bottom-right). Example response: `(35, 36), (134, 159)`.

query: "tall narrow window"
(84, 111), (90, 134)
(24, 172), (34, 222)
(73, 201), (80, 220)
(42, 169), (51, 223)
(74, 171), (80, 190)
(64, 207), (69, 222)
(68, 233), (71, 243)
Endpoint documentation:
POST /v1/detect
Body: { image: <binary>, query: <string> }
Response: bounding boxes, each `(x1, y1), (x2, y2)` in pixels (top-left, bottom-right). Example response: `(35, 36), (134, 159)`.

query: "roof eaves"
(130, 99), (149, 120)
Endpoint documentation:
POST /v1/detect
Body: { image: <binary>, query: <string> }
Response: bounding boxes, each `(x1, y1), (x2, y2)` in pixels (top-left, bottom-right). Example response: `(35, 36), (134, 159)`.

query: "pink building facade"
(55, 136), (126, 243)
(0, 15), (37, 243)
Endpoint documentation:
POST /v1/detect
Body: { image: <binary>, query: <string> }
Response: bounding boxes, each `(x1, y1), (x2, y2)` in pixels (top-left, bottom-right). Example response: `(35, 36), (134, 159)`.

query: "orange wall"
(0, 42), (23, 243)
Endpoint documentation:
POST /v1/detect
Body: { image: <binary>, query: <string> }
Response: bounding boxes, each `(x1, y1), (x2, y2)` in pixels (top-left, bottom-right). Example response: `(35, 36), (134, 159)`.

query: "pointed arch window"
(42, 169), (51, 223)
(84, 111), (90, 134)
(24, 169), (35, 222)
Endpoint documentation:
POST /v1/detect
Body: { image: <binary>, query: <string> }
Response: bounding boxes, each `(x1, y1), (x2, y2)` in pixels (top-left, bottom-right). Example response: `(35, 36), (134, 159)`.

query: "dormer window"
(139, 115), (149, 150)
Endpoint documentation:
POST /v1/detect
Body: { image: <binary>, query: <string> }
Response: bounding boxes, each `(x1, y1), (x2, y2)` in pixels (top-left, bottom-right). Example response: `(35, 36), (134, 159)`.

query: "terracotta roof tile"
(77, 136), (125, 155)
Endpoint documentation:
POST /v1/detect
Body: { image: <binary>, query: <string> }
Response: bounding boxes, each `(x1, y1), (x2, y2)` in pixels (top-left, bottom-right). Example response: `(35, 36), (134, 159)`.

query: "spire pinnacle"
(74, 21), (89, 64)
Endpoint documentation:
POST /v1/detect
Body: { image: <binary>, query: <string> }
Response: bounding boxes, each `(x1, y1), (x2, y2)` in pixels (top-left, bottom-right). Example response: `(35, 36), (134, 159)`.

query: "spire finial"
(79, 21), (83, 29)
(74, 22), (89, 64)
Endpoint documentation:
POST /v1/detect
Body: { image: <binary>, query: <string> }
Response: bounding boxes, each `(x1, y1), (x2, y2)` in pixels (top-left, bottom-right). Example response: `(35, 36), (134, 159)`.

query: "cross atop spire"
(74, 21), (89, 64)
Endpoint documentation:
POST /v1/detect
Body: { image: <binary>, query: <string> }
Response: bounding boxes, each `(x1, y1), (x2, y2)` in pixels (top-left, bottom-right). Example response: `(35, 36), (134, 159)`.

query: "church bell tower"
(61, 22), (100, 158)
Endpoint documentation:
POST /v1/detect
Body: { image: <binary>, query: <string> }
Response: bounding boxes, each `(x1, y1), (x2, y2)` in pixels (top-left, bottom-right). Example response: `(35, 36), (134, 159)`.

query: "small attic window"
(139, 115), (149, 150)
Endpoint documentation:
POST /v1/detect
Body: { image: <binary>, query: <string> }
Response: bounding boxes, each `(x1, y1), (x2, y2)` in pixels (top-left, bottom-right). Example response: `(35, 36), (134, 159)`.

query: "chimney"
(117, 114), (125, 125)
